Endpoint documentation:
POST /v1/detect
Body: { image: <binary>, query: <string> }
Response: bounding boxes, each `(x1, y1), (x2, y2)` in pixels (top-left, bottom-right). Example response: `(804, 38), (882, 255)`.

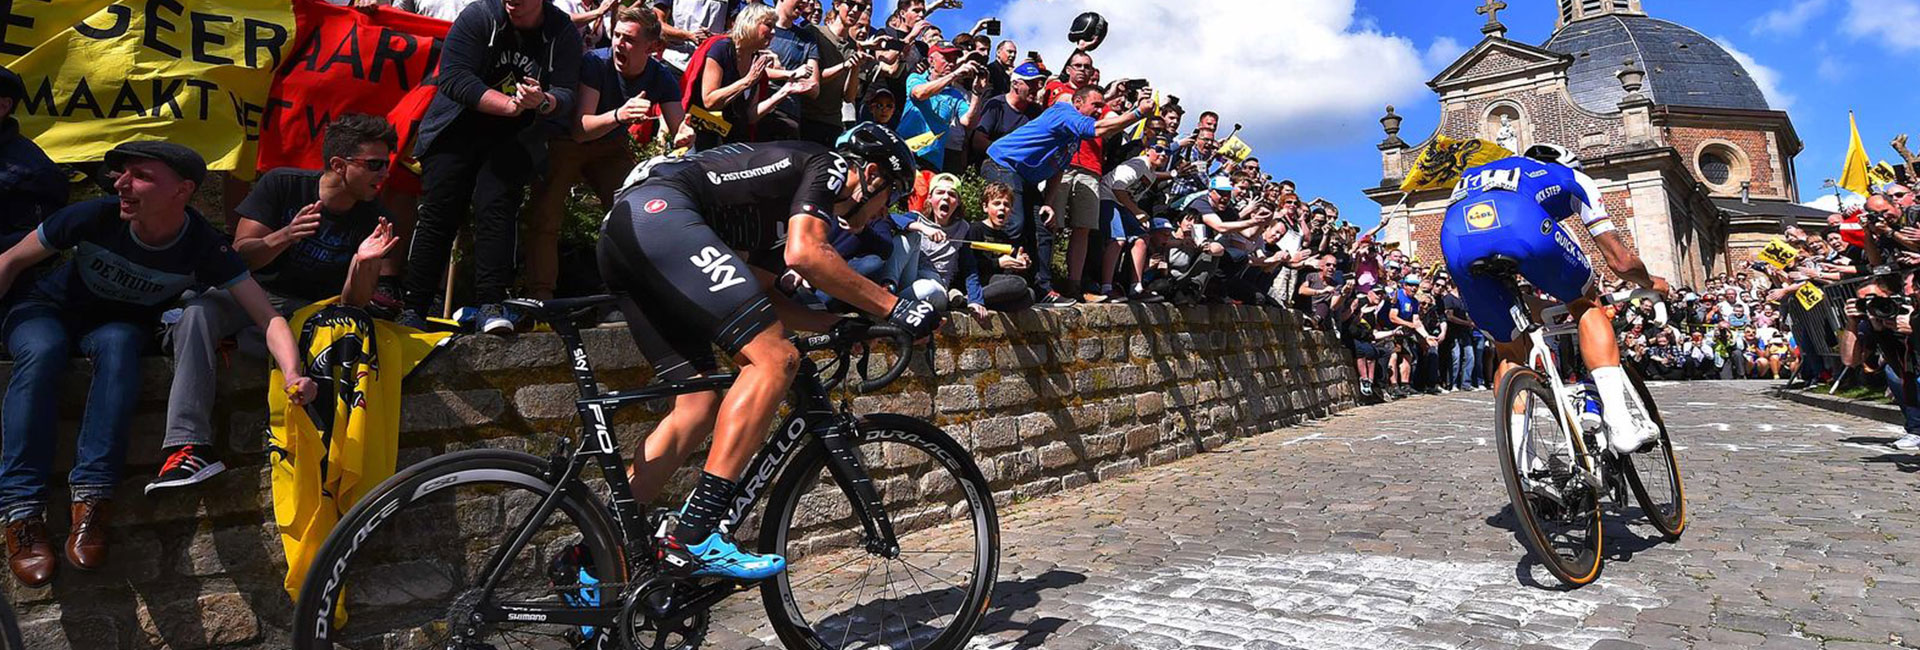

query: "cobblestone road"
(709, 381), (1920, 649)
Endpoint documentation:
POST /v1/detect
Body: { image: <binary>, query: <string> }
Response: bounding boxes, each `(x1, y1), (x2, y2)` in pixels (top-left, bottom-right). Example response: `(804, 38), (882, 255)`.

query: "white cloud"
(1750, 0), (1830, 36)
(998, 0), (1431, 147)
(1712, 37), (1795, 110)
(1424, 37), (1467, 71)
(1843, 0), (1920, 52)
(1803, 193), (1864, 212)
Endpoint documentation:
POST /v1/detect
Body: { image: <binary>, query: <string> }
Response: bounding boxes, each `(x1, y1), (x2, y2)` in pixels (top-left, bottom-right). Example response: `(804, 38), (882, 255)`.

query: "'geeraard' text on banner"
(0, 0), (293, 170)
(258, 0), (449, 185)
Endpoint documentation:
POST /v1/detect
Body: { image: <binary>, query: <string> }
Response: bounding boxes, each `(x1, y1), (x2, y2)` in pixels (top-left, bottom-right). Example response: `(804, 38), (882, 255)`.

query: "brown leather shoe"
(6, 517), (55, 586)
(65, 499), (109, 571)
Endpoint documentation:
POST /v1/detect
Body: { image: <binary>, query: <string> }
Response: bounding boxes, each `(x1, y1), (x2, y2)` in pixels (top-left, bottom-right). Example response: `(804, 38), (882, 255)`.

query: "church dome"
(1542, 14), (1771, 114)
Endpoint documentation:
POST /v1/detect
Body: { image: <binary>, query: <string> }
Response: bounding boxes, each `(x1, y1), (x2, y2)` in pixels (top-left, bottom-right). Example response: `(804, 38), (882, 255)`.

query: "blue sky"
(891, 0), (1920, 225)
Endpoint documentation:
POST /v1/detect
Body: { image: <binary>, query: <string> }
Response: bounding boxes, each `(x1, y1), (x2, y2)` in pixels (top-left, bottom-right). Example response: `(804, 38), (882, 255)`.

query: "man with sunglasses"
(147, 114), (403, 495)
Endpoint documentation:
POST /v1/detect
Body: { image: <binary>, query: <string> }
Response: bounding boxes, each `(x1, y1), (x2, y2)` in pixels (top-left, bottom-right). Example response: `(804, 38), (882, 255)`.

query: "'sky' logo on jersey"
(1465, 202), (1499, 232)
(691, 246), (748, 293)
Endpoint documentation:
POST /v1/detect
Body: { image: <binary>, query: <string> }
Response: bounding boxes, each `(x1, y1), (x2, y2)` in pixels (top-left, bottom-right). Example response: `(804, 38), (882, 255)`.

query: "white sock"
(1590, 366), (1641, 441)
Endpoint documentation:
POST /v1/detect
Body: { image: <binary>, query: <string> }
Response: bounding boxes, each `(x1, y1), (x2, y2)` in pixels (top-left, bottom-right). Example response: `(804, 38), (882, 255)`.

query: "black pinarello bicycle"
(292, 295), (1000, 650)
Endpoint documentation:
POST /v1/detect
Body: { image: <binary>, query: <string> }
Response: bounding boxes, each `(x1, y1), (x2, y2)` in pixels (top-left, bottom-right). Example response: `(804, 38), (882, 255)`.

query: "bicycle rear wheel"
(1495, 367), (1604, 587)
(291, 449), (625, 649)
(1621, 366), (1687, 539)
(759, 414), (999, 650)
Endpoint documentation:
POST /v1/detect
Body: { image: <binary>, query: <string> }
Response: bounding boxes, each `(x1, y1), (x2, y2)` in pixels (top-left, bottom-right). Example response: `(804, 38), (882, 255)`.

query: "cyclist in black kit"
(599, 123), (940, 580)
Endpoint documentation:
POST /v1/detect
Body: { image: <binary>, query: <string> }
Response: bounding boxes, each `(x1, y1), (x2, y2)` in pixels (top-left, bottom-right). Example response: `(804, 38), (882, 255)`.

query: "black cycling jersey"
(636, 141), (850, 254)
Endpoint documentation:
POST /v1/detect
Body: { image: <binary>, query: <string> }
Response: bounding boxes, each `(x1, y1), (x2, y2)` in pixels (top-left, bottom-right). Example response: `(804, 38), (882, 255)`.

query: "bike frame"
(467, 299), (902, 627)
(1514, 303), (1600, 480)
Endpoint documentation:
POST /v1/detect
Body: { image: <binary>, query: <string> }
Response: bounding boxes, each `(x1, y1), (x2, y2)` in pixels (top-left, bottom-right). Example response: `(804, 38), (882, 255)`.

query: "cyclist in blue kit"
(1439, 144), (1670, 455)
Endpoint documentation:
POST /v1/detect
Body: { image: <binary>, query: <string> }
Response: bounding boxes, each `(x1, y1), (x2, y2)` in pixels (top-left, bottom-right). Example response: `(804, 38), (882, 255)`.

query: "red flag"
(259, 0), (451, 192)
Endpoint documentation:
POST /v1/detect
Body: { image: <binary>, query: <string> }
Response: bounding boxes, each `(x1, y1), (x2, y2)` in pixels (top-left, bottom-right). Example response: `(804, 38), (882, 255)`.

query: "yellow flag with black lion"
(1399, 136), (1516, 194)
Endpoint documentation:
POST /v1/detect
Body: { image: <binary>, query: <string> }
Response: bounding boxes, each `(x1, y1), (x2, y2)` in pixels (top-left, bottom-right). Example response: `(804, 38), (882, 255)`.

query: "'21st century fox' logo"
(692, 246), (748, 293)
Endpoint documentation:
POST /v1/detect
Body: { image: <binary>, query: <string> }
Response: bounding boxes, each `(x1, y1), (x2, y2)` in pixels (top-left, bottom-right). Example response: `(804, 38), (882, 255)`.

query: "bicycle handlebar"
(795, 320), (919, 394)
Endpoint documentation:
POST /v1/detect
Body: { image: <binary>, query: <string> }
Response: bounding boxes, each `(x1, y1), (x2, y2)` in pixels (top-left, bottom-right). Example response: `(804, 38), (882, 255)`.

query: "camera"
(1855, 295), (1911, 321)
(872, 36), (905, 52)
(979, 18), (1001, 36)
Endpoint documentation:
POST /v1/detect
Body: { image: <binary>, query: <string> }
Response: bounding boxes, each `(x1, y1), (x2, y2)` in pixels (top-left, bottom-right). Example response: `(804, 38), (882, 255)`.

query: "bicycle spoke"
(893, 556), (966, 594)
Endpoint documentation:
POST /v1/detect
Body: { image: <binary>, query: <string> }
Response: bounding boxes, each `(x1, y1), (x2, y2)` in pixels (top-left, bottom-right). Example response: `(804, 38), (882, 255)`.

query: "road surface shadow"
(973, 569), (1090, 649)
(1485, 502), (1670, 591)
(1862, 452), (1920, 473)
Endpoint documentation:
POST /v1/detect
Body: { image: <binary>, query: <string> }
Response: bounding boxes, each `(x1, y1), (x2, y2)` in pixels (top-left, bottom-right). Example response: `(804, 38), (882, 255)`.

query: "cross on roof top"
(1477, 0), (1509, 24)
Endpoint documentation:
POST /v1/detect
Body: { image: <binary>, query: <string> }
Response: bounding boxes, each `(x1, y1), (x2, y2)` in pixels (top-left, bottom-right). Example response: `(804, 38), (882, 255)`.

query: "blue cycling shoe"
(659, 532), (787, 581)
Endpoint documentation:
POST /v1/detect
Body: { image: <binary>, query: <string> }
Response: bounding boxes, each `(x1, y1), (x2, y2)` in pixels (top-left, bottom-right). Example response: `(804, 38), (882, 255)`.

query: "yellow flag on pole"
(1398, 135), (1514, 194)
(1217, 135), (1254, 163)
(1840, 111), (1872, 197)
(1868, 161), (1898, 188)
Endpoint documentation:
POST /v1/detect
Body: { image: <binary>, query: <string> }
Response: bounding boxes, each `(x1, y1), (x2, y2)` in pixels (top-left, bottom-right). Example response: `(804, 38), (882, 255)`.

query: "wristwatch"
(537, 93), (554, 114)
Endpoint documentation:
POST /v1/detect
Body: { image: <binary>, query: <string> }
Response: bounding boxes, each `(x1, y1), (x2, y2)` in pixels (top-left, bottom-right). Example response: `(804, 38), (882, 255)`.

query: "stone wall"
(0, 303), (1357, 649)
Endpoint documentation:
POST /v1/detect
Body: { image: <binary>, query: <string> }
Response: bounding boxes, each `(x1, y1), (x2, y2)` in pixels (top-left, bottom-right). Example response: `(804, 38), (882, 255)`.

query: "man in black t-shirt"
(0, 141), (318, 586)
(599, 127), (941, 582)
(150, 115), (402, 496)
(968, 62), (1046, 168)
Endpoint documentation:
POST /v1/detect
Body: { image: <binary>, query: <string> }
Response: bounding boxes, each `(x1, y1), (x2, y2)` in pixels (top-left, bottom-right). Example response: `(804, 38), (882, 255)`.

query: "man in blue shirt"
(0, 142), (319, 586)
(979, 84), (1146, 305)
(900, 41), (986, 173)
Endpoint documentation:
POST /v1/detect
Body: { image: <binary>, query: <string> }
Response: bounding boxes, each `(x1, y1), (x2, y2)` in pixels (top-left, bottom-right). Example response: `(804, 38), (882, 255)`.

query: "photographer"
(1843, 265), (1920, 450)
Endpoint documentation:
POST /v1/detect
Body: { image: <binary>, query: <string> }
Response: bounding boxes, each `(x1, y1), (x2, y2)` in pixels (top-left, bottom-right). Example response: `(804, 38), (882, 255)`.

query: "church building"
(1365, 0), (1826, 287)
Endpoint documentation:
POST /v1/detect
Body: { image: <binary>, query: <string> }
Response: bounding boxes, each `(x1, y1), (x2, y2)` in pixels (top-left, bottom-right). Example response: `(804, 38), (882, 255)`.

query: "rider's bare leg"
(629, 391), (720, 504)
(669, 325), (800, 545)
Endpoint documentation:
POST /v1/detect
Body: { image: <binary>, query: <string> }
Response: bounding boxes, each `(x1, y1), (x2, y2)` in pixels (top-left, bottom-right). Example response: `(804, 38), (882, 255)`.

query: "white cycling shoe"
(1604, 411), (1660, 456)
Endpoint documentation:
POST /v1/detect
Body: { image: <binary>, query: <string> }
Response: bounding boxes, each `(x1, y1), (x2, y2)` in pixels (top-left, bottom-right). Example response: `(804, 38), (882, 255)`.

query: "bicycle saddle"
(1468, 254), (1522, 278)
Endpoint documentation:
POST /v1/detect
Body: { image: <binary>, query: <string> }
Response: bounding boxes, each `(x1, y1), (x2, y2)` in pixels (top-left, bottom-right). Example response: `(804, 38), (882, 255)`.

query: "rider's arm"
(1570, 170), (1661, 292)
(754, 267), (839, 333)
(785, 215), (899, 317)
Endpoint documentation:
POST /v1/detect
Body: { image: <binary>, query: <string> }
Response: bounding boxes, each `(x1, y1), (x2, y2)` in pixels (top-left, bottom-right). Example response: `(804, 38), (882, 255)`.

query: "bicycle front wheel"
(1622, 366), (1687, 539)
(291, 449), (625, 649)
(759, 414), (1000, 650)
(1495, 368), (1604, 587)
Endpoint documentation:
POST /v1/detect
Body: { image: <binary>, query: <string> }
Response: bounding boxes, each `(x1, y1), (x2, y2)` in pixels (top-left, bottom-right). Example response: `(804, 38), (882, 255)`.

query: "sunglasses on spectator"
(345, 157), (391, 172)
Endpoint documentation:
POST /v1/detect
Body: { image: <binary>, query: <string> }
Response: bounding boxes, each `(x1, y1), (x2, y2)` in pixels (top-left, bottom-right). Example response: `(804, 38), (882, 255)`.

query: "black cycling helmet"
(1068, 12), (1108, 48)
(1523, 143), (1582, 170)
(837, 122), (918, 197)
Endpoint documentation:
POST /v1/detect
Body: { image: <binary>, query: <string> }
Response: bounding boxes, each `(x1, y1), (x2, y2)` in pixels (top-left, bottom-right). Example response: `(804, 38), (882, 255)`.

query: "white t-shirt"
(662, 0), (730, 70)
(1101, 157), (1155, 204)
(394, 0), (480, 22)
(551, 0), (612, 49)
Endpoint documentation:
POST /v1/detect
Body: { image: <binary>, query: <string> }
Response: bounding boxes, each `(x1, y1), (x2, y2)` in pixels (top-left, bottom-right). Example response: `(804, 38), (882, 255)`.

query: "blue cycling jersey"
(1438, 156), (1605, 343)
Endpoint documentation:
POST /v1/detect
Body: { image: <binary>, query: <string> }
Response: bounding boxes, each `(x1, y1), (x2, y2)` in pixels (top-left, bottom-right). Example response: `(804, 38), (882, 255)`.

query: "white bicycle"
(1471, 255), (1688, 587)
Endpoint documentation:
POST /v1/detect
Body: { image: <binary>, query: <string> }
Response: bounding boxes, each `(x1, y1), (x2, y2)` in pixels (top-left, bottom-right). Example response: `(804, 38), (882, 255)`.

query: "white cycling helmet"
(1523, 143), (1582, 170)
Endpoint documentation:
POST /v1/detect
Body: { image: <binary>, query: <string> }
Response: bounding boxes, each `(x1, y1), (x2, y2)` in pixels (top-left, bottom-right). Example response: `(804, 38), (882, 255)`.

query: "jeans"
(1471, 334), (1491, 387)
(1447, 337), (1475, 389)
(404, 138), (538, 312)
(979, 159), (1056, 295)
(161, 289), (304, 449)
(1, 303), (147, 520)
(1884, 365), (1920, 435)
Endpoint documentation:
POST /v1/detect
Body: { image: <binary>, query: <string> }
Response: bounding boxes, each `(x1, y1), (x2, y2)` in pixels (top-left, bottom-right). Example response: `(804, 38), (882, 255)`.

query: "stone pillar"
(1617, 60), (1656, 147)
(1378, 105), (1408, 182)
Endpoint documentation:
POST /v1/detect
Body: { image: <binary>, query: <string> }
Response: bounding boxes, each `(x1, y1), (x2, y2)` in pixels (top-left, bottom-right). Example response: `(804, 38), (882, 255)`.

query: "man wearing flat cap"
(0, 140), (319, 586)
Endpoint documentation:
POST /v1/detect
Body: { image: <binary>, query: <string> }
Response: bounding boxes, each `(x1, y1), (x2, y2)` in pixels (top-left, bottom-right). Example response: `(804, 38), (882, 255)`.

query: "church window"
(1700, 151), (1732, 185)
